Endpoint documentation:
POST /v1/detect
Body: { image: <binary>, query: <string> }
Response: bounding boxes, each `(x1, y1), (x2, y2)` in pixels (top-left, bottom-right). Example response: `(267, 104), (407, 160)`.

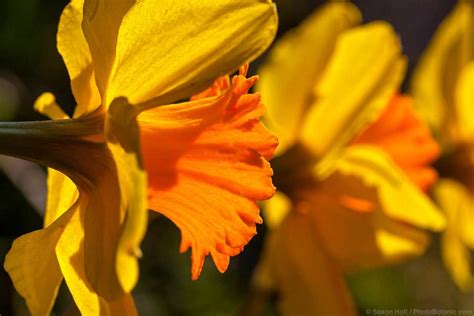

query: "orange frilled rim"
(353, 94), (440, 192)
(137, 65), (278, 279)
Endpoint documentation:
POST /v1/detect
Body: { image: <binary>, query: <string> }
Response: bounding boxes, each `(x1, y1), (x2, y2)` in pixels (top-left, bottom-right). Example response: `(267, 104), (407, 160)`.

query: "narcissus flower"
(411, 0), (474, 291)
(0, 0), (277, 314)
(251, 3), (445, 315)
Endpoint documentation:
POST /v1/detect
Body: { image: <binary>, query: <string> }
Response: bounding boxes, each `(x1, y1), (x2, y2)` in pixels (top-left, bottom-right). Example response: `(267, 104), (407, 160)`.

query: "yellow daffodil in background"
(0, 0), (278, 314)
(411, 0), (474, 291)
(250, 2), (446, 315)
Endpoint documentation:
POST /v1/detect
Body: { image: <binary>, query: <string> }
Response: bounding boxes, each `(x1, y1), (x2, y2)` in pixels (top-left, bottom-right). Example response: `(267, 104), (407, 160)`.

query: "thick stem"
(0, 116), (107, 187)
(0, 115), (104, 140)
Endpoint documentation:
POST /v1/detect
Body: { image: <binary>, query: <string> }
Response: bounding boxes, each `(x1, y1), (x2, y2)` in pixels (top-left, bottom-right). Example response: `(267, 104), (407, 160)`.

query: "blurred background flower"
(0, 0), (472, 315)
(411, 0), (474, 293)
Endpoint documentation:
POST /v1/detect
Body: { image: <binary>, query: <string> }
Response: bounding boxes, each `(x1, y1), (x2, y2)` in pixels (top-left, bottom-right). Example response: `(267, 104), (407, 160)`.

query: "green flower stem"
(0, 116), (106, 187)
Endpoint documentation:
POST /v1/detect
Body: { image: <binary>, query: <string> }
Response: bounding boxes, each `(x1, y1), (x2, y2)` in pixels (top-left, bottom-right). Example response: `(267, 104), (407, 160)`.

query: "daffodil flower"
(250, 3), (445, 315)
(411, 0), (474, 291)
(0, 0), (278, 314)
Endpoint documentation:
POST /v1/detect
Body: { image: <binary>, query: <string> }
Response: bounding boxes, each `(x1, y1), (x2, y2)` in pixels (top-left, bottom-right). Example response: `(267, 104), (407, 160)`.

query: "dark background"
(1, 1), (471, 315)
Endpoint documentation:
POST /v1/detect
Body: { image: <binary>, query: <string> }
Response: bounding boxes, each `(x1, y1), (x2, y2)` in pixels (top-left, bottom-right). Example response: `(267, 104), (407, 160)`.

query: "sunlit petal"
(300, 22), (406, 177)
(435, 180), (474, 291)
(81, 101), (147, 298)
(82, 0), (277, 108)
(455, 62), (474, 141)
(56, 204), (138, 315)
(256, 2), (361, 154)
(4, 209), (75, 316)
(410, 0), (473, 140)
(336, 146), (446, 231)
(33, 92), (69, 120)
(305, 172), (431, 271)
(43, 169), (78, 227)
(262, 191), (291, 229)
(58, 0), (100, 116)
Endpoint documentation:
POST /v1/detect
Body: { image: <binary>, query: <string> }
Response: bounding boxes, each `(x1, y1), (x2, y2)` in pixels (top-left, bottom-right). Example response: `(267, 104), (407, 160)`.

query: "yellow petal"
(57, 0), (100, 116)
(300, 22), (406, 177)
(456, 62), (474, 141)
(81, 152), (145, 299)
(4, 209), (75, 316)
(111, 139), (148, 295)
(441, 229), (474, 291)
(82, 100), (147, 298)
(81, 0), (135, 100)
(262, 191), (291, 229)
(410, 0), (473, 139)
(33, 92), (69, 120)
(336, 145), (446, 231)
(435, 179), (474, 248)
(44, 169), (78, 227)
(434, 180), (474, 290)
(104, 0), (277, 108)
(55, 202), (100, 314)
(256, 2), (361, 155)
(1, 102), (146, 299)
(56, 203), (138, 315)
(260, 213), (357, 315)
(374, 214), (430, 260)
(306, 171), (431, 271)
